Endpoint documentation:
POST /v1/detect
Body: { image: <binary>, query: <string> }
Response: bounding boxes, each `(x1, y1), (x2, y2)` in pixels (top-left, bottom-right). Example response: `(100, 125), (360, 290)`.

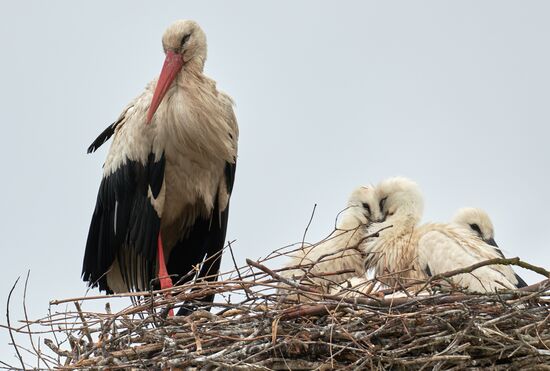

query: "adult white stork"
(81, 20), (238, 315)
(278, 186), (384, 301)
(362, 177), (526, 292)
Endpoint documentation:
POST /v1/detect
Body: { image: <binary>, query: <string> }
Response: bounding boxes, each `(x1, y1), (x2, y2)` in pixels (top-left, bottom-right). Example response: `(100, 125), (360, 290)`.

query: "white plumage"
(452, 207), (501, 251)
(362, 177), (426, 288)
(362, 177), (526, 292)
(453, 208), (495, 243)
(278, 186), (384, 300)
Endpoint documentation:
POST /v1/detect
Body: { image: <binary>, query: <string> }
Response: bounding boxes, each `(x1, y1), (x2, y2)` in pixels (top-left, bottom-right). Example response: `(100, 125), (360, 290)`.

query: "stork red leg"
(157, 233), (174, 316)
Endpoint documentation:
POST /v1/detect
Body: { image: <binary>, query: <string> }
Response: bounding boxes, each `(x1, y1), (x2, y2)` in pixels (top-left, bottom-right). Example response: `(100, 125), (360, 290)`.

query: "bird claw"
(158, 276), (175, 317)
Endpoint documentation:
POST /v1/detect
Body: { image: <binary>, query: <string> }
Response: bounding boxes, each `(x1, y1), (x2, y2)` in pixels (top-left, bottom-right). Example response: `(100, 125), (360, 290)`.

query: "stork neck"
(178, 59), (205, 82)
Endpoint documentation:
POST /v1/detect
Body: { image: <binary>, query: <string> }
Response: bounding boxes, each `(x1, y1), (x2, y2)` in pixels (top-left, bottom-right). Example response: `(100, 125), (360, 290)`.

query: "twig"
(301, 203), (317, 247)
(6, 277), (25, 370)
(73, 302), (93, 345)
(246, 259), (321, 295)
(228, 240), (252, 300)
(5, 235), (550, 369)
(22, 270), (51, 370)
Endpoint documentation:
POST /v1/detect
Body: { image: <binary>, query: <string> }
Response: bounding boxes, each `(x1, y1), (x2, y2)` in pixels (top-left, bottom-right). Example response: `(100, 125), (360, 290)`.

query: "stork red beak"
(147, 50), (184, 124)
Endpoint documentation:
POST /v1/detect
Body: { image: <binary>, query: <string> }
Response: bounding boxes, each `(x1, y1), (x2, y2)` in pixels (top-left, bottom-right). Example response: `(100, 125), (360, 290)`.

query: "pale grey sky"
(1, 1), (549, 363)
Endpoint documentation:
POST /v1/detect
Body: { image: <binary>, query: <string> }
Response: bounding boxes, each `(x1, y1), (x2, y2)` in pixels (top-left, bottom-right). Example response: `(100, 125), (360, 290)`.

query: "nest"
(5, 240), (550, 370)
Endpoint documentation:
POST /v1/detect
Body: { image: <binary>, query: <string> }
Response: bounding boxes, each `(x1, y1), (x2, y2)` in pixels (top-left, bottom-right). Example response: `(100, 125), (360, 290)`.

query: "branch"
(246, 259), (322, 295)
(433, 257), (549, 280)
(379, 257), (550, 295)
(6, 277), (25, 370)
(301, 203), (317, 246)
(23, 270), (51, 370)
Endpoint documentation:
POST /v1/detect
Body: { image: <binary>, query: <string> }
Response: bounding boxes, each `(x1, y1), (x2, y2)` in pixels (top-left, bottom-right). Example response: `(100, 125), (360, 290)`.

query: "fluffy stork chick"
(452, 207), (527, 287)
(278, 186), (384, 301)
(362, 177), (427, 288)
(363, 177), (526, 292)
(82, 20), (238, 314)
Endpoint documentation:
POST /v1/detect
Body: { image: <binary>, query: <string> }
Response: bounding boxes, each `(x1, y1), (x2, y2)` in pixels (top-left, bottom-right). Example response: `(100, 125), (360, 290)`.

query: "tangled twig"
(2, 238), (549, 370)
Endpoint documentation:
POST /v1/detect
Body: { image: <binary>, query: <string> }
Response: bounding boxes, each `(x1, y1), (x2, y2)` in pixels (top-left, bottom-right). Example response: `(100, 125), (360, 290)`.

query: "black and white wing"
(82, 99), (165, 293)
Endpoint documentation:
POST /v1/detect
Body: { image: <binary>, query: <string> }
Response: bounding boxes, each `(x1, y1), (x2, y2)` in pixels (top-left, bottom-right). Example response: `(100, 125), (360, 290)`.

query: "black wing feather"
(82, 152), (165, 293)
(87, 106), (133, 153)
(514, 273), (528, 288)
(197, 160), (236, 283)
(489, 242), (528, 288)
(87, 124), (117, 154)
(148, 153), (166, 198)
(224, 160), (236, 194)
(168, 160), (236, 313)
(424, 264), (432, 277)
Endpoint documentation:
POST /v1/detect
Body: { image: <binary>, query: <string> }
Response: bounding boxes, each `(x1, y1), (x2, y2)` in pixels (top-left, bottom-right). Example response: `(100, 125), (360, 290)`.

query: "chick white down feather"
(278, 186), (384, 302)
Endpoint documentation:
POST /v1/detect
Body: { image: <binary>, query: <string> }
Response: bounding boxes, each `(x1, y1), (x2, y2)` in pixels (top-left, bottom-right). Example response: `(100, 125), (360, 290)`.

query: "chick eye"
(362, 203), (371, 215)
(180, 34), (191, 47)
(470, 223), (481, 234)
(379, 197), (388, 212)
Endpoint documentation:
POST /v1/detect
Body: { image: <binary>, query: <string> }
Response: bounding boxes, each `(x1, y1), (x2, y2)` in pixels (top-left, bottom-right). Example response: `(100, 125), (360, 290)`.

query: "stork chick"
(278, 186), (384, 301)
(362, 177), (426, 288)
(82, 20), (238, 315)
(363, 177), (525, 292)
(452, 207), (527, 287)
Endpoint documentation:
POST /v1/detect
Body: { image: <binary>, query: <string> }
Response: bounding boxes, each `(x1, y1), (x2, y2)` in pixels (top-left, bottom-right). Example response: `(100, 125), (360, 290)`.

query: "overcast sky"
(1, 1), (549, 363)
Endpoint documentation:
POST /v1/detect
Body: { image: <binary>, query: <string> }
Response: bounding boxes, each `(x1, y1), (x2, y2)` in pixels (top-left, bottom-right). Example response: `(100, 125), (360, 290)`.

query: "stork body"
(416, 224), (525, 291)
(363, 177), (525, 292)
(362, 177), (427, 288)
(82, 21), (238, 312)
(279, 186), (383, 300)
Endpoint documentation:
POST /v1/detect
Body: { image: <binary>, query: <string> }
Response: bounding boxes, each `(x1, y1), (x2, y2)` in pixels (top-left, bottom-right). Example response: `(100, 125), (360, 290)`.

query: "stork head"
(342, 186), (385, 227)
(453, 207), (496, 246)
(375, 177), (423, 225)
(147, 20), (208, 123)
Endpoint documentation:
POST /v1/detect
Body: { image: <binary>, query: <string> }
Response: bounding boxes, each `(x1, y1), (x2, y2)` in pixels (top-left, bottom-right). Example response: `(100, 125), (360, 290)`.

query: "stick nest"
(6, 242), (550, 371)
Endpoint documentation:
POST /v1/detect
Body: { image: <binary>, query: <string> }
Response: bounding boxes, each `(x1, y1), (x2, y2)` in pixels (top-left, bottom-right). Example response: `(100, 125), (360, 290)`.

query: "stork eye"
(470, 223), (481, 234)
(379, 197), (388, 212)
(362, 203), (371, 215)
(180, 34), (191, 47)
